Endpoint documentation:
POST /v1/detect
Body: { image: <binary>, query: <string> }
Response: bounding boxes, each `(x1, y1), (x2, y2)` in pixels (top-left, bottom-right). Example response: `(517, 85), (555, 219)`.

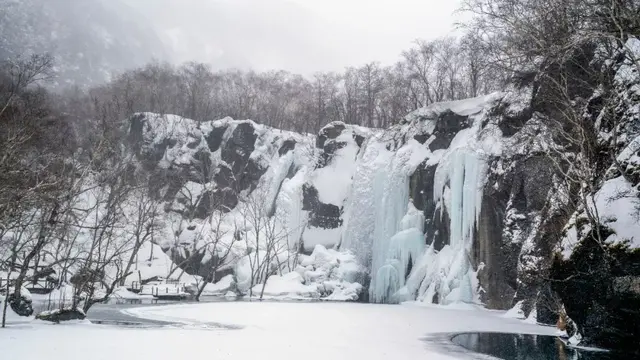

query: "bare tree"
(192, 210), (239, 301)
(236, 186), (294, 300)
(119, 185), (163, 287)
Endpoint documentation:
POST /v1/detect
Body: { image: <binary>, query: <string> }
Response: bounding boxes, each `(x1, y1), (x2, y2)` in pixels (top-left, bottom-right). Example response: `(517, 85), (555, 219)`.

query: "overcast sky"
(122, 0), (463, 74)
(289, 0), (463, 67)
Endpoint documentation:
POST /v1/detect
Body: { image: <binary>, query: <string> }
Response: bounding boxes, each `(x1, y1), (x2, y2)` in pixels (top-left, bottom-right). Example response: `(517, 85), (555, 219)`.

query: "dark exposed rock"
(353, 133), (365, 147)
(237, 159), (267, 193)
(552, 237), (640, 354)
(192, 188), (236, 219)
(471, 154), (564, 310)
(494, 103), (533, 137)
(36, 308), (86, 323)
(413, 133), (429, 145)
(128, 113), (146, 154)
(474, 167), (514, 309)
(221, 123), (258, 175)
(168, 246), (234, 282)
(409, 160), (437, 242)
(205, 125), (227, 152)
(278, 139), (297, 156)
(317, 122), (346, 148)
(302, 184), (343, 229)
(211, 188), (238, 213)
(317, 141), (347, 168)
(428, 111), (471, 151)
(213, 164), (234, 189)
(191, 149), (213, 182)
(219, 123), (266, 192)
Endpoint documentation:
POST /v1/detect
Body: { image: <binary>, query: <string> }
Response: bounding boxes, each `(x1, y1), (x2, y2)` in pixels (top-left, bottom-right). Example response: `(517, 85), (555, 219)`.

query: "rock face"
(126, 113), (311, 277)
(123, 38), (639, 350)
(549, 38), (640, 352)
(552, 239), (640, 353)
(123, 93), (566, 311)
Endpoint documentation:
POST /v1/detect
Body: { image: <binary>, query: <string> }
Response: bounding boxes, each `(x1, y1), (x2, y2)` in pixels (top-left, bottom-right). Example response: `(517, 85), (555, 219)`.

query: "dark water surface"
(451, 333), (617, 360)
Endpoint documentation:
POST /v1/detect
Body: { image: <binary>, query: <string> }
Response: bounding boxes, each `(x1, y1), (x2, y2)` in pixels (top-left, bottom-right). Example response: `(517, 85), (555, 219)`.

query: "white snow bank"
(244, 245), (365, 301)
(404, 93), (502, 123)
(503, 300), (527, 319)
(198, 274), (235, 296)
(591, 176), (640, 247)
(111, 287), (155, 300)
(301, 226), (342, 252)
(251, 272), (319, 299)
(310, 128), (360, 207)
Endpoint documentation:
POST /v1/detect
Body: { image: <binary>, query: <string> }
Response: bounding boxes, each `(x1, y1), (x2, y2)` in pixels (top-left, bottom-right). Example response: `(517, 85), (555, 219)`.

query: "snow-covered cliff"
(122, 39), (639, 341)
(124, 88), (555, 307)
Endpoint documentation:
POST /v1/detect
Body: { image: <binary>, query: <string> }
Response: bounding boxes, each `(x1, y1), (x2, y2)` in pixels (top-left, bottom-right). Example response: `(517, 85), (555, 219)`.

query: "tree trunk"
(195, 270), (215, 302)
(2, 262), (14, 328)
(13, 205), (58, 298)
(120, 240), (144, 286)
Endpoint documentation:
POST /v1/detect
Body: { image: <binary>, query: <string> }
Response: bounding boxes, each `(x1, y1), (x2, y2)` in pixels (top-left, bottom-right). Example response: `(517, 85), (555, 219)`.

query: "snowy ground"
(0, 301), (556, 360)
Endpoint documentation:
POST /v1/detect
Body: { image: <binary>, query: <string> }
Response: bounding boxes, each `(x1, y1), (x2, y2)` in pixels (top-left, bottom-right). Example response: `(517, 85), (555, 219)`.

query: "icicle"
(400, 201), (425, 232)
(369, 202), (425, 303)
(409, 148), (487, 305)
(341, 144), (393, 269)
(370, 261), (401, 303)
(387, 228), (425, 287)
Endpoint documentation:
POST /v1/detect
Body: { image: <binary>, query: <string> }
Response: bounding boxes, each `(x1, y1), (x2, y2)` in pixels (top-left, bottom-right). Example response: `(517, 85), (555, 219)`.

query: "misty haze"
(1, 1), (639, 359)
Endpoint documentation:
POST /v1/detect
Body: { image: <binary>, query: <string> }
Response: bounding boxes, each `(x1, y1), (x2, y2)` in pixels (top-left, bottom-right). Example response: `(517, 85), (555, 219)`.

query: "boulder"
(36, 308), (86, 323)
(8, 292), (33, 317)
(302, 184), (342, 229)
(316, 122), (346, 149)
(428, 110), (471, 151)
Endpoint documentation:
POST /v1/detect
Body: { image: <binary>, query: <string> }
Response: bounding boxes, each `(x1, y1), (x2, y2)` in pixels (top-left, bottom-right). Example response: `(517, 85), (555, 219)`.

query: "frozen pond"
(452, 332), (616, 360)
(3, 301), (558, 360)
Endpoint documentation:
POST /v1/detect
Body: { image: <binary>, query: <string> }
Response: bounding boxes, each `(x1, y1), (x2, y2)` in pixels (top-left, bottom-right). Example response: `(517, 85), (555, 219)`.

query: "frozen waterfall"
(364, 146), (487, 304)
(405, 148), (487, 305)
(369, 203), (426, 303)
(341, 98), (495, 304)
(433, 149), (485, 250)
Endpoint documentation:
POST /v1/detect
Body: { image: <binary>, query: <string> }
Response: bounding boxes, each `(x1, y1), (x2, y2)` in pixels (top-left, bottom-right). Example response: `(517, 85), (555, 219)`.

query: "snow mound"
(252, 272), (319, 299)
(503, 300), (527, 319)
(592, 176), (640, 247)
(250, 245), (365, 301)
(199, 275), (235, 296)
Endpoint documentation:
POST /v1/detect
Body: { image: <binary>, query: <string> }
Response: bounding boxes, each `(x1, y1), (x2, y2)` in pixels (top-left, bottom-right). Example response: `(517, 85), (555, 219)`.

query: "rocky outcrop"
(302, 184), (342, 229)
(126, 113), (309, 273)
(552, 238), (640, 353)
(36, 308), (86, 323)
(547, 38), (640, 352)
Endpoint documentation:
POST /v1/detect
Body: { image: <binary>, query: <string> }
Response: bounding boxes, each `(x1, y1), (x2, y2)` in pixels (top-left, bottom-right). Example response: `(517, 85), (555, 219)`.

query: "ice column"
(369, 202), (426, 303)
(411, 148), (486, 304)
